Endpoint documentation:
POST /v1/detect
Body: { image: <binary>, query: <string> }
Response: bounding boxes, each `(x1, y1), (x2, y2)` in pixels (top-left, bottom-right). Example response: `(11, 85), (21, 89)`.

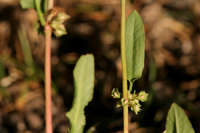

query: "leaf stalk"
(35, 0), (45, 26)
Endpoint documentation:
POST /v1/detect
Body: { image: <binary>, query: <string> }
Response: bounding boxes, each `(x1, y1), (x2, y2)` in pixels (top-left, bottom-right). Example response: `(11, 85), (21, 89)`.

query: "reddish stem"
(45, 23), (53, 133)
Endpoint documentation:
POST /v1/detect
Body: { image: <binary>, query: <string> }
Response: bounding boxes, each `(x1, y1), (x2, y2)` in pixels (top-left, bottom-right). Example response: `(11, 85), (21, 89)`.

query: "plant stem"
(45, 23), (53, 133)
(120, 0), (128, 132)
(47, 0), (54, 10)
(35, 0), (45, 26)
(44, 1), (54, 133)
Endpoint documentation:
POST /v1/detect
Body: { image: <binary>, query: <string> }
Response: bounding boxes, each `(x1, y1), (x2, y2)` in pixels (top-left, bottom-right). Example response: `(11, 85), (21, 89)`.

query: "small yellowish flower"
(116, 101), (122, 108)
(131, 103), (141, 115)
(121, 98), (129, 106)
(111, 88), (121, 99)
(138, 91), (148, 102)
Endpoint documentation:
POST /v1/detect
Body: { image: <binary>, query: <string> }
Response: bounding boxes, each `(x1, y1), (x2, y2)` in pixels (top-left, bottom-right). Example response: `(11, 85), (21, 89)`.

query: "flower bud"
(138, 91), (148, 102)
(121, 98), (129, 106)
(111, 88), (121, 99)
(56, 13), (70, 24)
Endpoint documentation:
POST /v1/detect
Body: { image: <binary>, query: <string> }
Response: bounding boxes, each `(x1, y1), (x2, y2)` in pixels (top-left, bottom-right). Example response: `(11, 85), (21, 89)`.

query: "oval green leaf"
(125, 10), (145, 83)
(67, 54), (95, 133)
(166, 103), (195, 133)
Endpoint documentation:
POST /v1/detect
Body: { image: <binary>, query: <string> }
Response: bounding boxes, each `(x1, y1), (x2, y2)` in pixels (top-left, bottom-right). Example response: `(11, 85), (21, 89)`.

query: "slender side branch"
(120, 0), (128, 133)
(45, 23), (53, 133)
(35, 0), (45, 26)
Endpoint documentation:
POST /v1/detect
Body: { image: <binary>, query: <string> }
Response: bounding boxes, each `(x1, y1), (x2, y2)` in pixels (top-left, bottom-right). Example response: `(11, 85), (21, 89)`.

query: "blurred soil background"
(0, 0), (200, 132)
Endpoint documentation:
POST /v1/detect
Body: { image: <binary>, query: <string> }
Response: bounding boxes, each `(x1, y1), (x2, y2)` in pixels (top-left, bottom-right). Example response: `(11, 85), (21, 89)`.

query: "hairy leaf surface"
(125, 10), (145, 83)
(166, 103), (195, 133)
(67, 54), (95, 133)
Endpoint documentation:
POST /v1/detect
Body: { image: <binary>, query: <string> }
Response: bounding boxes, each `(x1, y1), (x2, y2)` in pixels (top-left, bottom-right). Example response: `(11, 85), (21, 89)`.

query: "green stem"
(35, 0), (45, 26)
(44, 0), (47, 13)
(120, 0), (128, 132)
(129, 79), (136, 93)
(129, 81), (133, 93)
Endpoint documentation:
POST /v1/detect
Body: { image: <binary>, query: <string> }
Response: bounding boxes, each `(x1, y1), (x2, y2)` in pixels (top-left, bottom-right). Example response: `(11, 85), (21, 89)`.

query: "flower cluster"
(47, 8), (70, 37)
(112, 88), (148, 114)
(50, 12), (70, 37)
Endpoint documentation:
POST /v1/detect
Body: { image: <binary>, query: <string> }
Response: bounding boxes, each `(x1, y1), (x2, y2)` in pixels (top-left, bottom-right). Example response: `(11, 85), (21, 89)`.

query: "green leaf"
(125, 10), (145, 83)
(166, 103), (195, 133)
(20, 0), (35, 9)
(67, 54), (95, 133)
